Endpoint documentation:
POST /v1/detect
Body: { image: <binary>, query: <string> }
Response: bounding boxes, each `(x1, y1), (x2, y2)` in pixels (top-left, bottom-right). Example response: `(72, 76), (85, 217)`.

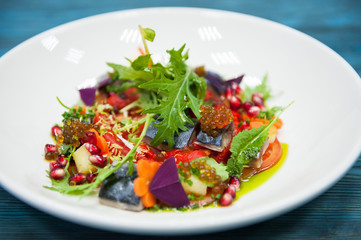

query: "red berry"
(230, 96), (242, 111)
(68, 173), (86, 186)
(243, 101), (253, 111)
(251, 93), (264, 106)
(84, 143), (101, 155)
(89, 155), (107, 168)
(225, 184), (237, 198)
(84, 131), (97, 145)
(49, 168), (65, 180)
(225, 88), (233, 100)
(231, 82), (242, 95)
(56, 154), (68, 168)
(256, 104), (266, 111)
(247, 106), (260, 118)
(44, 144), (57, 153)
(44, 144), (59, 160)
(219, 193), (233, 206)
(80, 131), (97, 145)
(86, 173), (96, 183)
(229, 176), (241, 190)
(51, 125), (62, 138)
(49, 161), (62, 171)
(239, 121), (249, 131)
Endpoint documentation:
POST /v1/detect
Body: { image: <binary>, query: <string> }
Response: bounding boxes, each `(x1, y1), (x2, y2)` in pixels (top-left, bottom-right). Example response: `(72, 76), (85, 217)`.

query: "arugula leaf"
(227, 104), (290, 176)
(242, 74), (272, 102)
(107, 62), (153, 82)
(107, 29), (206, 149)
(139, 45), (206, 148)
(131, 54), (151, 71)
(105, 79), (136, 94)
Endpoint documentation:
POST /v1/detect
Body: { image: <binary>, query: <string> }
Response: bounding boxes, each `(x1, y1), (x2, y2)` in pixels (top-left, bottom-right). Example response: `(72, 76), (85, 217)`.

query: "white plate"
(0, 7), (361, 235)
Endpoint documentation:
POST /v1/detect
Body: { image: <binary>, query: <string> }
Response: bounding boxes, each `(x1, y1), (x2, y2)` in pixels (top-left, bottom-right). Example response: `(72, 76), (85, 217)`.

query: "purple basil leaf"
(206, 71), (244, 93)
(79, 87), (96, 106)
(149, 157), (190, 207)
(78, 77), (110, 106)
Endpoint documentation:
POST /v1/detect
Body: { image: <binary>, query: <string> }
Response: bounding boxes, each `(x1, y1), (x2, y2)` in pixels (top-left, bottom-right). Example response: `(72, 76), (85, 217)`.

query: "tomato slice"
(258, 138), (282, 172)
(103, 130), (131, 157)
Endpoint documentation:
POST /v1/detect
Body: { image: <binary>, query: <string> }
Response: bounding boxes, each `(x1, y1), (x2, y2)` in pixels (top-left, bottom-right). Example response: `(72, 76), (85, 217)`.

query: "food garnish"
(43, 26), (290, 212)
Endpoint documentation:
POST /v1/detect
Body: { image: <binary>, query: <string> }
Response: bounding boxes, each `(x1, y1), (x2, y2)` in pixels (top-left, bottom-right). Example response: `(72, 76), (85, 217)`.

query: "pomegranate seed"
(68, 173), (86, 186)
(225, 88), (233, 100)
(235, 86), (242, 95)
(44, 144), (59, 160)
(243, 101), (253, 111)
(49, 161), (62, 171)
(251, 93), (264, 106)
(239, 121), (249, 131)
(247, 106), (260, 118)
(56, 154), (68, 168)
(86, 173), (96, 183)
(84, 143), (101, 155)
(230, 96), (242, 111)
(49, 168), (65, 180)
(229, 176), (241, 190)
(256, 104), (266, 111)
(89, 155), (107, 168)
(231, 82), (242, 95)
(219, 193), (233, 206)
(83, 131), (97, 145)
(51, 125), (62, 138)
(225, 184), (237, 198)
(44, 144), (57, 153)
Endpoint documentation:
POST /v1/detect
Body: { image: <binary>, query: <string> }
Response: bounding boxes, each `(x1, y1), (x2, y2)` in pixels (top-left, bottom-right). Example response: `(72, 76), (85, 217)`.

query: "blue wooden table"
(1, 1), (361, 239)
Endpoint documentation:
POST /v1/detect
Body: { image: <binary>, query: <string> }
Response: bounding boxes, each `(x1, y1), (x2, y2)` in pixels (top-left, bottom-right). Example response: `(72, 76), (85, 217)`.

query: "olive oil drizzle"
(235, 143), (288, 200)
(147, 143), (288, 212)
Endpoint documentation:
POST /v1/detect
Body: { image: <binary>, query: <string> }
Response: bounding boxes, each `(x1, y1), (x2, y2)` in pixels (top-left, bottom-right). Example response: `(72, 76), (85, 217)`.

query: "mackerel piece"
(195, 122), (234, 152)
(99, 163), (143, 211)
(145, 118), (197, 150)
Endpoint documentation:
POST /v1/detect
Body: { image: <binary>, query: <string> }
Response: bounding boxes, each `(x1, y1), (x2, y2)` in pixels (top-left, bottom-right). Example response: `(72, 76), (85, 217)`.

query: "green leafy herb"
(107, 28), (206, 149)
(138, 25), (155, 61)
(106, 62), (153, 82)
(131, 55), (150, 71)
(258, 106), (283, 120)
(57, 97), (95, 121)
(227, 104), (290, 176)
(140, 45), (206, 148)
(105, 79), (137, 94)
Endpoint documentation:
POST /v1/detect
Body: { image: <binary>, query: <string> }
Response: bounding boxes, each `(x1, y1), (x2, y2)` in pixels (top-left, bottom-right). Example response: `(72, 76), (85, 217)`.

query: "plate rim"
(0, 6), (361, 235)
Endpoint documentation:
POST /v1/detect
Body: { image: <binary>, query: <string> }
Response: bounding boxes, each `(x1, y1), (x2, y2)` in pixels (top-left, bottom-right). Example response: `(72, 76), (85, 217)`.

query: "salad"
(44, 26), (289, 211)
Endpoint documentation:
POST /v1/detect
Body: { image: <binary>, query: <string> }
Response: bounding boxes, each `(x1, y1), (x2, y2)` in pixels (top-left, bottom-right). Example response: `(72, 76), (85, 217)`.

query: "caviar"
(179, 158), (226, 195)
(60, 119), (95, 146)
(199, 105), (233, 137)
(44, 150), (58, 160)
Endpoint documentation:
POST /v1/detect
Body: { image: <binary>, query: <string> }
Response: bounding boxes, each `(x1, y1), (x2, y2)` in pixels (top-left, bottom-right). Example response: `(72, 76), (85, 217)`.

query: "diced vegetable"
(72, 144), (96, 174)
(181, 175), (208, 196)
